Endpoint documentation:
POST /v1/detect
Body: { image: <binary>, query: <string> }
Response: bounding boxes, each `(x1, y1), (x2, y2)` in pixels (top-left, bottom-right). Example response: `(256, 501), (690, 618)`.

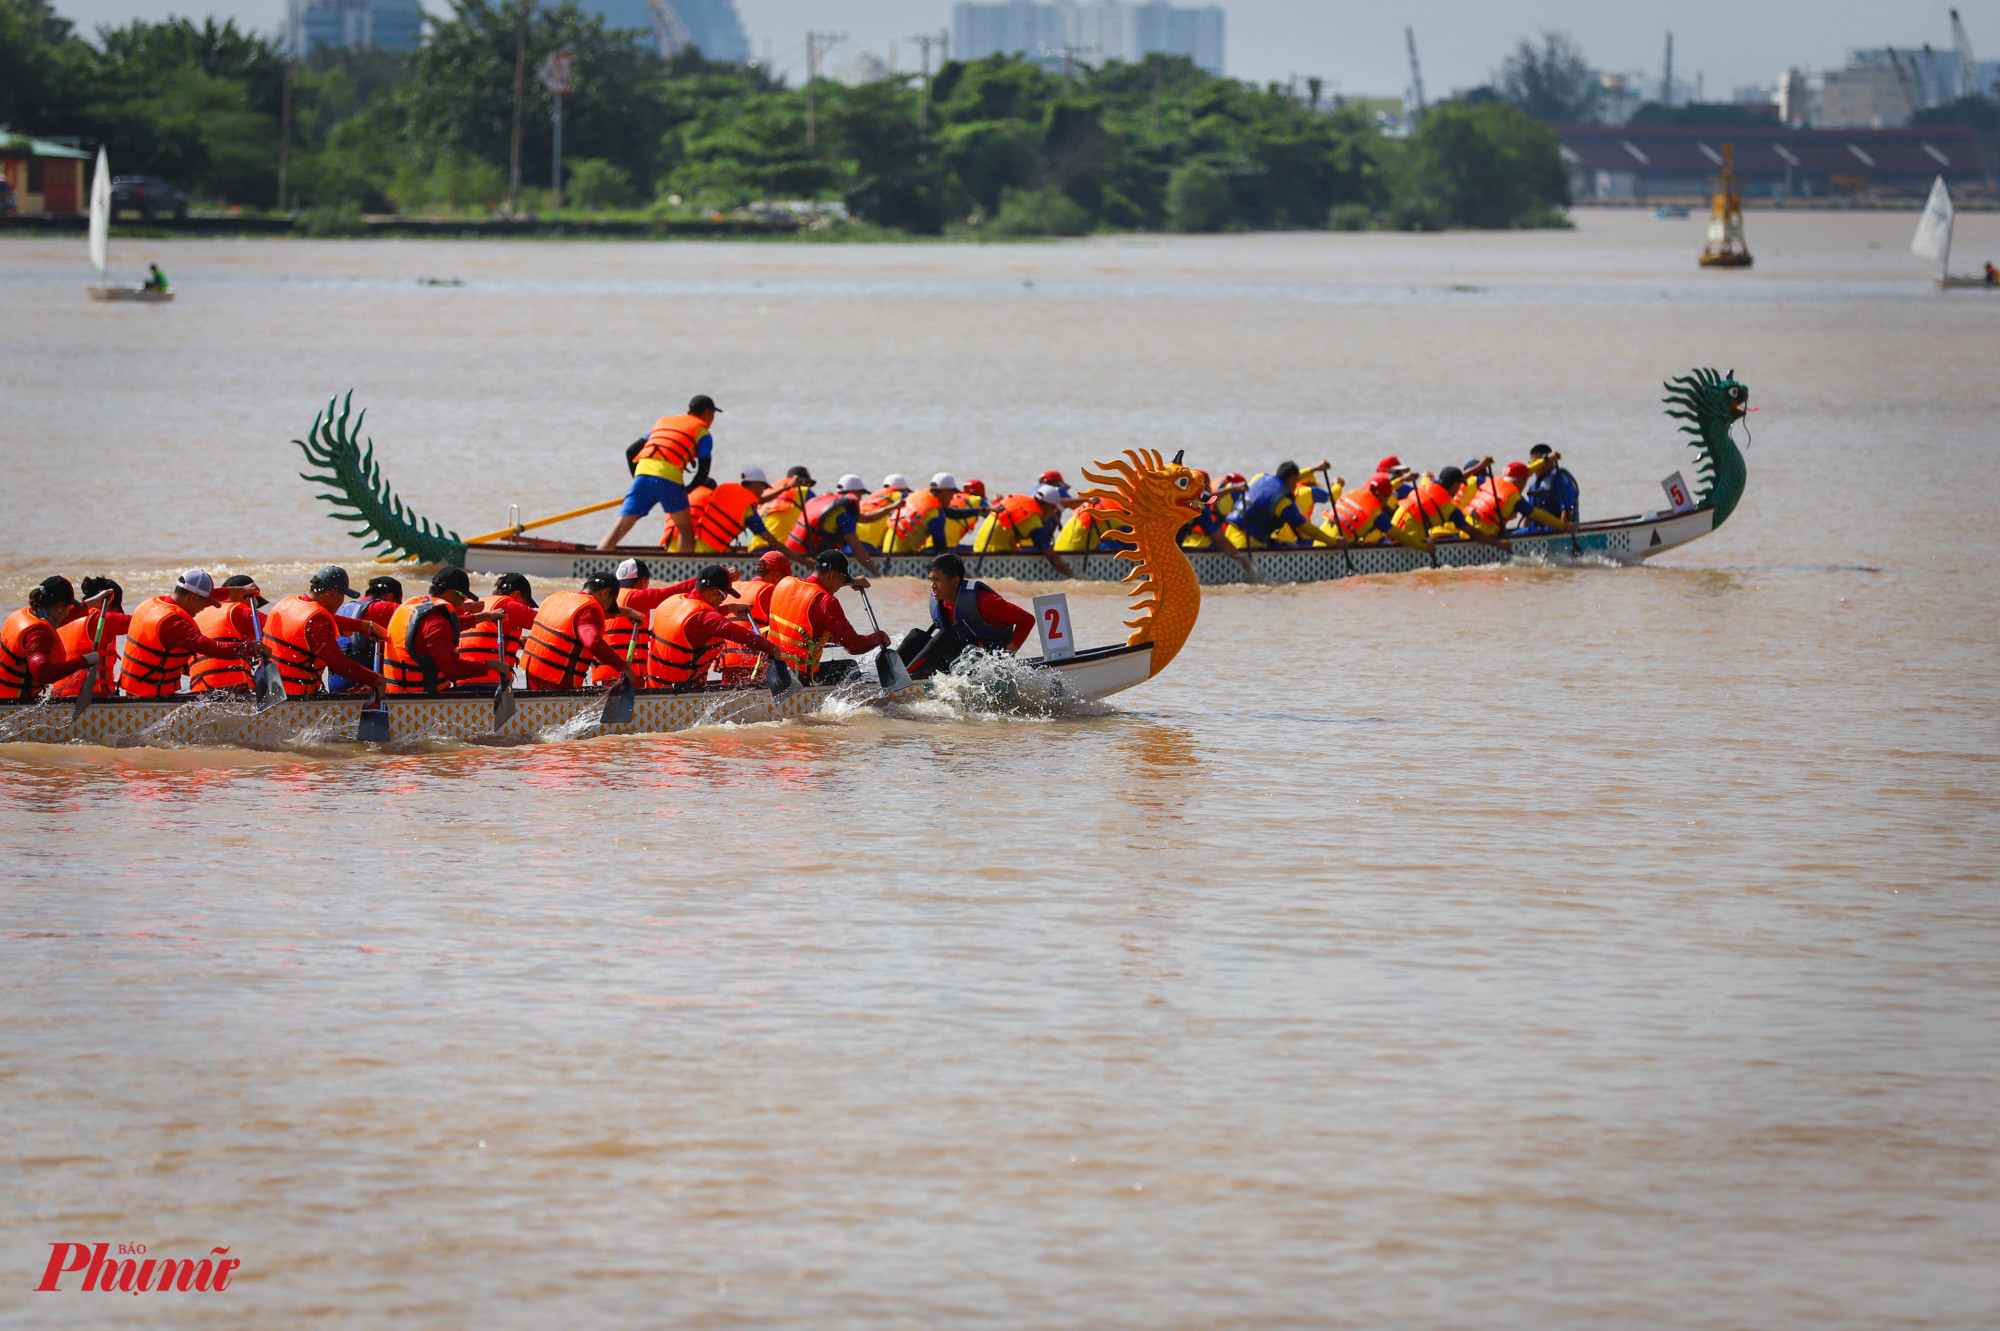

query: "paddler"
(327, 575), (401, 693)
(598, 393), (721, 552)
(119, 569), (269, 697)
(1038, 469), (1086, 509)
(888, 473), (987, 555)
(856, 473), (912, 551)
(1, 577), (101, 700)
(784, 475), (883, 575)
(766, 551), (890, 684)
(969, 484), (1076, 577)
(1386, 465), (1495, 551)
(644, 564), (782, 690)
(901, 553), (1036, 680)
(1517, 444), (1581, 533)
(1460, 461), (1571, 538)
(1225, 462), (1343, 549)
(458, 571), (540, 687)
(752, 466), (815, 551)
(717, 549), (792, 683)
(589, 558), (749, 684)
(260, 566), (389, 696)
(1055, 494), (1127, 553)
(683, 465), (774, 552)
(49, 577), (129, 699)
(187, 574), (268, 693)
(521, 572), (639, 691)
(380, 567), (502, 694)
(1328, 476), (1397, 545)
(1176, 471), (1259, 577)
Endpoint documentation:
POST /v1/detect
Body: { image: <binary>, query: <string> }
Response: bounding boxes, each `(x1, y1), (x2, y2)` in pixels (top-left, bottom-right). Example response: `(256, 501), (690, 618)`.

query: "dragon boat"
(289, 368), (1748, 586)
(0, 452), (1203, 748)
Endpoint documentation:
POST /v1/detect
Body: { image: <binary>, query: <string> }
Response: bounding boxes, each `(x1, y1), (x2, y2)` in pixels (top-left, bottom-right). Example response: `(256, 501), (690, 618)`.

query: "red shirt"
(153, 602), (259, 660)
(939, 587), (1036, 652)
(412, 603), (488, 684)
(6, 613), (85, 687)
(677, 604), (772, 654)
(293, 601), (383, 687)
(795, 585), (883, 655)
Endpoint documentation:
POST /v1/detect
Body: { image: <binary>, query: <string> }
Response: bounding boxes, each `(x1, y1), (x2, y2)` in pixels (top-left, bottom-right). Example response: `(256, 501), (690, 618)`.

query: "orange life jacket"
(634, 413), (704, 478)
(645, 593), (725, 687)
(891, 491), (946, 549)
(382, 596), (460, 695)
(458, 593), (528, 686)
(766, 576), (830, 678)
(0, 607), (59, 700)
(785, 494), (853, 555)
(521, 591), (604, 691)
(755, 485), (808, 549)
(188, 601), (256, 692)
(1331, 489), (1387, 541)
(717, 578), (780, 679)
(690, 481), (762, 552)
(1465, 476), (1522, 531)
(262, 595), (336, 696)
(1393, 477), (1459, 538)
(120, 596), (197, 697)
(588, 588), (650, 685)
(49, 608), (116, 698)
(983, 493), (1043, 546)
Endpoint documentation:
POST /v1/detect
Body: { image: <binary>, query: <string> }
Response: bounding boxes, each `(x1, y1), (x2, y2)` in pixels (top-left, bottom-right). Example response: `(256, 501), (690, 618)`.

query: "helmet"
(962, 478), (987, 497)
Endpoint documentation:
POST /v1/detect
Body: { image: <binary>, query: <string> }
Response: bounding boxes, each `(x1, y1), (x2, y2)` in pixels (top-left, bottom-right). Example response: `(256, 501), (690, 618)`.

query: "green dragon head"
(293, 393), (465, 566)
(1662, 367), (1750, 529)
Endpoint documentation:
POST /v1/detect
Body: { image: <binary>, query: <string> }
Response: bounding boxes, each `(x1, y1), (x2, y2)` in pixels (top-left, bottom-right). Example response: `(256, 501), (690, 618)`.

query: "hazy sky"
(52, 0), (1989, 96)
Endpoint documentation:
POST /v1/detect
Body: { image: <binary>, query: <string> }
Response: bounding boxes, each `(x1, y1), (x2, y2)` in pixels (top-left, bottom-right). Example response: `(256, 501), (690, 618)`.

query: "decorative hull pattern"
(0, 644), (1156, 748)
(460, 506), (1717, 586)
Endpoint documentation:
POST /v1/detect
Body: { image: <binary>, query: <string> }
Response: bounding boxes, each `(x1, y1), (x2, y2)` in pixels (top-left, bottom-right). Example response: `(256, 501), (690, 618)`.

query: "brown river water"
(2, 213), (1997, 1326)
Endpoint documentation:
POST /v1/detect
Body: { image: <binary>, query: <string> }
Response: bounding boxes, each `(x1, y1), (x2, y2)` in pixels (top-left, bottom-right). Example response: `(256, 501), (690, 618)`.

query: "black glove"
(689, 458), (713, 491)
(624, 438), (647, 475)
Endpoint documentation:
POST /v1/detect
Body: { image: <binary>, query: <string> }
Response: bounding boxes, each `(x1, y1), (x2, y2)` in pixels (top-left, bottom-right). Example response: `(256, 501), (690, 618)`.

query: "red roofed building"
(1556, 124), (1993, 202)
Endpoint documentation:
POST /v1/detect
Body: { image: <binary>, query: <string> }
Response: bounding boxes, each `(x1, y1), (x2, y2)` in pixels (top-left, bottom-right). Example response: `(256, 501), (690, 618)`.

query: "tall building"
(575, 0), (751, 62)
(952, 0), (1225, 76)
(288, 0), (422, 57)
(1820, 64), (1918, 128)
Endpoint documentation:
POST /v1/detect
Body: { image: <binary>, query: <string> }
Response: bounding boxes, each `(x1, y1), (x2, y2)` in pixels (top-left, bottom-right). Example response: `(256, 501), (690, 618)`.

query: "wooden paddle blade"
(494, 679), (517, 727)
(357, 706), (391, 742)
(601, 680), (634, 726)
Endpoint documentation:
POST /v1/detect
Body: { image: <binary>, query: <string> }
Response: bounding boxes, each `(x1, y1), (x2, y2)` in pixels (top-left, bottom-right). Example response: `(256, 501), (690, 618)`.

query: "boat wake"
(879, 650), (1117, 724)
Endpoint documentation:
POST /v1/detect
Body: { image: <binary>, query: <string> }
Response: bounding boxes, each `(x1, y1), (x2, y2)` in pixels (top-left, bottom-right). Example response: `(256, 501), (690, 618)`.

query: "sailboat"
(85, 148), (172, 303)
(1913, 175), (1996, 290)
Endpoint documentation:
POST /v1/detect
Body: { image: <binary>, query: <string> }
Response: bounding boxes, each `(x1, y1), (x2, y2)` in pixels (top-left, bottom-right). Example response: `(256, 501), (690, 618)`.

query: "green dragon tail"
(1662, 367), (1750, 529)
(293, 393), (465, 566)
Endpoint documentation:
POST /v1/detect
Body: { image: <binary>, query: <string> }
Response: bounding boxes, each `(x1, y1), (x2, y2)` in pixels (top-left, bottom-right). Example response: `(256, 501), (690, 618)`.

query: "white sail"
(88, 147), (110, 277)
(1911, 174), (1953, 276)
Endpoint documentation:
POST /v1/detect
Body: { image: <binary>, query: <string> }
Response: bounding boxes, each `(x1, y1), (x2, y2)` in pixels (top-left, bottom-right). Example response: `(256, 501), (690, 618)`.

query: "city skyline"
(42, 0), (1996, 99)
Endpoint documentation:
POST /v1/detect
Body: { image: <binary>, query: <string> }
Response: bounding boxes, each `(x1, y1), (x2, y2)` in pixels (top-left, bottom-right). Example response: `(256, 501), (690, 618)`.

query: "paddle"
(358, 639), (390, 741)
(881, 495), (907, 577)
(767, 656), (795, 697)
(1317, 464), (1355, 577)
(70, 592), (113, 720)
(854, 583), (911, 692)
(493, 627), (517, 728)
(601, 676), (635, 726)
(247, 596), (284, 713)
(1406, 472), (1441, 571)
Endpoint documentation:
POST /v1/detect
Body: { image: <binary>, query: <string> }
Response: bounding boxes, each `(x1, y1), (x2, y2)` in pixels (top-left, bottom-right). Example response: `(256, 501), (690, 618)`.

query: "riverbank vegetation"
(2, 0), (1572, 234)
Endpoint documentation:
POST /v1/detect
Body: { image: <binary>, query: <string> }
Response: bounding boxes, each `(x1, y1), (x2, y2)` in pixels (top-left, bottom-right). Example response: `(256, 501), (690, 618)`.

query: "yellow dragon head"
(1080, 448), (1204, 677)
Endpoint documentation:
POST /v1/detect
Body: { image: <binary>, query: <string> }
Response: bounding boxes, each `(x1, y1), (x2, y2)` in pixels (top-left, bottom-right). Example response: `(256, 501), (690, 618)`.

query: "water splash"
(883, 650), (1117, 724)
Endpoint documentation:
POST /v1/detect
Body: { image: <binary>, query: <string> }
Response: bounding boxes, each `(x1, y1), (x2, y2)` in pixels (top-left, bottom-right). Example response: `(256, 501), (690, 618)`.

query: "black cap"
(429, 566), (472, 597)
(224, 573), (271, 607)
(785, 465), (815, 485)
(929, 553), (966, 580)
(694, 564), (733, 592)
(364, 575), (403, 600)
(1529, 443), (1553, 457)
(309, 565), (359, 599)
(688, 393), (721, 414)
(1437, 466), (1465, 489)
(815, 550), (851, 578)
(581, 572), (618, 594)
(494, 571), (536, 607)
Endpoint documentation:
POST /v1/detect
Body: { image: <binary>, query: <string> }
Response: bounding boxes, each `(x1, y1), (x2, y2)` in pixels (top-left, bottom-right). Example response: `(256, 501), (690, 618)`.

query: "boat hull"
(0, 643), (1155, 747)
(87, 285), (173, 303)
(461, 506), (1717, 586)
(1937, 276), (1999, 289)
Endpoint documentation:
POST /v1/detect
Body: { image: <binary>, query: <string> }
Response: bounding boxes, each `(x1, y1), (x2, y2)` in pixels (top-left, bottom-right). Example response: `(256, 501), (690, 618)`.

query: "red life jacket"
(1466, 477), (1522, 530)
(521, 591), (604, 691)
(645, 593), (725, 687)
(49, 608), (121, 698)
(382, 596), (460, 695)
(262, 595), (336, 696)
(785, 494), (853, 556)
(120, 596), (197, 697)
(766, 576), (830, 679)
(691, 481), (762, 552)
(1332, 489), (1386, 541)
(1393, 477), (1458, 537)
(717, 578), (780, 679)
(458, 593), (528, 686)
(633, 413), (704, 478)
(979, 493), (1043, 549)
(891, 491), (944, 549)
(0, 607), (60, 700)
(188, 601), (255, 692)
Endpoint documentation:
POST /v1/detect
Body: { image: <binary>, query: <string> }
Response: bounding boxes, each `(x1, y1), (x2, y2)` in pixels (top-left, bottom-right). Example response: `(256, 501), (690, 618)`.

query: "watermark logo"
(36, 1243), (239, 1294)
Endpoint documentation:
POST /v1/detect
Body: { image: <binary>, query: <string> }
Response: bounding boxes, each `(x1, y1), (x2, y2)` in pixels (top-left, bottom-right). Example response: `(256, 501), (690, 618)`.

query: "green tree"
(1497, 31), (1597, 124)
(1403, 100), (1569, 228)
(1166, 160), (1232, 231)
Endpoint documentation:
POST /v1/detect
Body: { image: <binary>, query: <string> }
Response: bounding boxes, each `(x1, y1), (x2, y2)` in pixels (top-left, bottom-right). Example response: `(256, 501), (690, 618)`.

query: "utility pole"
(805, 30), (846, 151)
(1307, 75), (1323, 113)
(508, 0), (529, 214)
(1661, 32), (1674, 106)
(275, 58), (292, 211)
(1037, 42), (1095, 87)
(909, 29), (945, 130)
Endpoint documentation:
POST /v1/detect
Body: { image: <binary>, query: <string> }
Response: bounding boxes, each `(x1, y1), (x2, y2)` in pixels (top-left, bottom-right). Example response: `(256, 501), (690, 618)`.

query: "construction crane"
(1404, 26), (1426, 127)
(644, 0), (693, 57)
(1950, 9), (1979, 100)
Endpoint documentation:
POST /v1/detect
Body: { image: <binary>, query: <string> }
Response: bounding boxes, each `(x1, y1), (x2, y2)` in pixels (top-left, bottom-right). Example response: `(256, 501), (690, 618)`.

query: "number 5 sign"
(1660, 470), (1695, 513)
(1031, 593), (1075, 661)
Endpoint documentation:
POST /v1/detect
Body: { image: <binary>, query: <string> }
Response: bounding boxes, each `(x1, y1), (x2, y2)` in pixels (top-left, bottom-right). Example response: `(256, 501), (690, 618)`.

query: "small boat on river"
(291, 367), (1750, 587)
(83, 148), (173, 304)
(1912, 175), (1999, 290)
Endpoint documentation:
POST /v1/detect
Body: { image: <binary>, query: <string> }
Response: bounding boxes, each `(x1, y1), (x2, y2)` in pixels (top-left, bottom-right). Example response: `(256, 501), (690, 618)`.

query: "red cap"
(1376, 455), (1403, 473)
(1368, 476), (1393, 499)
(1039, 469), (1065, 485)
(1222, 472), (1246, 486)
(963, 478), (987, 496)
(756, 550), (791, 575)
(1504, 461), (1530, 482)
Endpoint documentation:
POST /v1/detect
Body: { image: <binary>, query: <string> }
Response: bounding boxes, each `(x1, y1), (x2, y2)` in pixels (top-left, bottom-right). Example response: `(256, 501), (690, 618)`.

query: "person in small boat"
(145, 264), (168, 293)
(259, 567), (390, 697)
(598, 394), (720, 553)
(1986, 261), (1998, 285)
(969, 485), (1076, 577)
(519, 572), (638, 691)
(888, 474), (987, 555)
(784, 475), (883, 575)
(1225, 461), (1342, 549)
(459, 572), (540, 688)
(1517, 445), (1580, 534)
(766, 551), (890, 683)
(900, 553), (1036, 680)
(119, 569), (269, 697)
(381, 567), (504, 694)
(327, 575), (402, 693)
(49, 577), (128, 698)
(1, 577), (101, 700)
(188, 575), (268, 692)
(644, 565), (781, 690)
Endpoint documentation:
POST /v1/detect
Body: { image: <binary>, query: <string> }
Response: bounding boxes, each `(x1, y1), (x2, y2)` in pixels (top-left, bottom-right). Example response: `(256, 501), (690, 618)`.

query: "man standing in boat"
(598, 394), (721, 553)
(1518, 445), (1580, 534)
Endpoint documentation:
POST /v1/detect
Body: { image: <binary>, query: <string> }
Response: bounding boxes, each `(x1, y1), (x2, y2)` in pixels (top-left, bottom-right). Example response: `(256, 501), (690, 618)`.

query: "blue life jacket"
(326, 597), (385, 692)
(930, 580), (1013, 646)
(1519, 466), (1580, 531)
(1225, 473), (1296, 541)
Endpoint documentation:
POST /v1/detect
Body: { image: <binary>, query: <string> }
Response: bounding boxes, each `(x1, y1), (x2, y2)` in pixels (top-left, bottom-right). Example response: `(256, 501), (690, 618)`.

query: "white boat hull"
(461, 506), (1717, 586)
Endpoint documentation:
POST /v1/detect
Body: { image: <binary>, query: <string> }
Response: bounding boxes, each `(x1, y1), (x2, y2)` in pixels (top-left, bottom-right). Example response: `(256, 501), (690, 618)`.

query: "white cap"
(614, 558), (644, 581)
(837, 473), (868, 494)
(930, 472), (960, 491)
(883, 473), (909, 490)
(739, 464), (768, 485)
(1033, 483), (1064, 504)
(173, 568), (216, 600)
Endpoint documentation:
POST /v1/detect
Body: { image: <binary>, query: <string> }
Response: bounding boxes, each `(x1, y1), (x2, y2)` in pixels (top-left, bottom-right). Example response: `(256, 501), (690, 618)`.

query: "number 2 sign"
(1031, 593), (1075, 661)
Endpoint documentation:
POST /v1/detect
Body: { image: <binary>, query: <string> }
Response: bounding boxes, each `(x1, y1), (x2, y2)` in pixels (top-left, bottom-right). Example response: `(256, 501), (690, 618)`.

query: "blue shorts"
(621, 474), (689, 517)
